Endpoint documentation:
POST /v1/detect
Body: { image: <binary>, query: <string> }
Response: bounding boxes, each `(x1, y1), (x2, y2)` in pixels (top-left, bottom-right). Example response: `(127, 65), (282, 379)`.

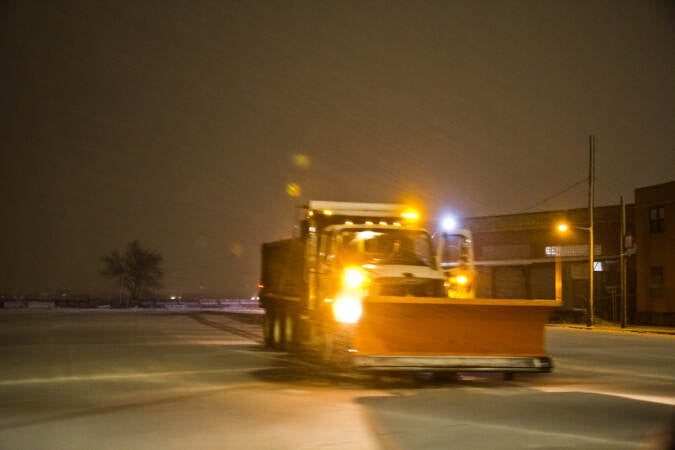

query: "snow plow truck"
(258, 201), (558, 374)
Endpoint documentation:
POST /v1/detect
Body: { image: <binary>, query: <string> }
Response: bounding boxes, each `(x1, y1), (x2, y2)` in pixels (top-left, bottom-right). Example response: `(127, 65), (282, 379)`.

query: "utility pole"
(620, 196), (627, 328)
(588, 135), (595, 327)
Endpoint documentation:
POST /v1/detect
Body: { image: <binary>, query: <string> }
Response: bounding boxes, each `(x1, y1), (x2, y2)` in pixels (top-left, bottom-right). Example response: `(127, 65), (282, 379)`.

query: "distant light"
(345, 220), (354, 225)
(365, 221), (374, 225)
(292, 153), (310, 168)
(557, 223), (569, 232)
(379, 221), (387, 225)
(323, 210), (333, 216)
(231, 243), (244, 257)
(441, 216), (458, 232)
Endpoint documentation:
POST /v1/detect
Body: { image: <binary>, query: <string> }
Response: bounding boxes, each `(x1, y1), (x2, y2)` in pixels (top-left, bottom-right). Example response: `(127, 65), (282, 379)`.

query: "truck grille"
(371, 278), (445, 297)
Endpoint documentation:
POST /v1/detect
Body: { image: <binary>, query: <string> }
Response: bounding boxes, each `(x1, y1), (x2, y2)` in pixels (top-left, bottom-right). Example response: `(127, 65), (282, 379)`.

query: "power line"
(517, 177), (587, 213)
(596, 179), (624, 201)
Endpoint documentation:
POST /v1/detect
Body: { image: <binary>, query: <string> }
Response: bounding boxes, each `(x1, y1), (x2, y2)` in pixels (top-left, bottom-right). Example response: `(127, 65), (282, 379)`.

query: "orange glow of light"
(286, 182), (301, 198)
(343, 267), (368, 289)
(332, 295), (363, 324)
(557, 223), (569, 232)
(231, 243), (244, 257)
(455, 275), (469, 285)
(292, 153), (310, 169)
(402, 209), (419, 222)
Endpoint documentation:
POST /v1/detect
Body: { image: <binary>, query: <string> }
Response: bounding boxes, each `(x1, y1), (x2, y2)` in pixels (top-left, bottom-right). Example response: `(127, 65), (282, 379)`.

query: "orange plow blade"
(350, 297), (559, 372)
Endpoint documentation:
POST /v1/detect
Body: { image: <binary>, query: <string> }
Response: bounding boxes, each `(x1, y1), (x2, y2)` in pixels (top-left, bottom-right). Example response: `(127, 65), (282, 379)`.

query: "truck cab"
(316, 223), (446, 323)
(260, 201), (446, 349)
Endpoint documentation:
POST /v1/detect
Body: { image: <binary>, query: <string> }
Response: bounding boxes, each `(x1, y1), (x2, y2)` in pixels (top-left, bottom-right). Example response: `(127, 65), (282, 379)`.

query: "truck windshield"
(338, 228), (436, 268)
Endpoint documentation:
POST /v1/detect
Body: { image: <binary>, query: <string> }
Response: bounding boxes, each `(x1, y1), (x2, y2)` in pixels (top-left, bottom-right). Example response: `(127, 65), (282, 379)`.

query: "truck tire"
(283, 311), (294, 351)
(272, 308), (284, 350)
(320, 330), (334, 364)
(263, 309), (274, 348)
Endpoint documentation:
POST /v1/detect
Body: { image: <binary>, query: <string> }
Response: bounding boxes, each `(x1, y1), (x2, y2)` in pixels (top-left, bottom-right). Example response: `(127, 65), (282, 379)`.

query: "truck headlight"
(447, 272), (474, 298)
(454, 275), (469, 285)
(332, 294), (363, 324)
(342, 267), (369, 289)
(333, 266), (369, 323)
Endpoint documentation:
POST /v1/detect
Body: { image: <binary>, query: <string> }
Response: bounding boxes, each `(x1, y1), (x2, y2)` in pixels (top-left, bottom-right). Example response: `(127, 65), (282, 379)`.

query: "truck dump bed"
(260, 239), (305, 302)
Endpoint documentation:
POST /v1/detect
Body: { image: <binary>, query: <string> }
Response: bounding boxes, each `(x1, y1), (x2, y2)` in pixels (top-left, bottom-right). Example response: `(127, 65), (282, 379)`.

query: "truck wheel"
(272, 309), (284, 349)
(283, 312), (294, 350)
(321, 330), (334, 363)
(263, 310), (274, 348)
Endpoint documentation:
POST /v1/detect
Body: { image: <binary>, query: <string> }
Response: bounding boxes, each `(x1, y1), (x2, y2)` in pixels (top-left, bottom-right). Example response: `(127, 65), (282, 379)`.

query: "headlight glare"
(332, 295), (363, 324)
(343, 267), (368, 289)
(455, 275), (469, 285)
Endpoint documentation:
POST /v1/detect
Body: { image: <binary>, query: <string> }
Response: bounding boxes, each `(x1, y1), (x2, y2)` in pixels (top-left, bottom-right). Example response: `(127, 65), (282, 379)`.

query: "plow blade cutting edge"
(350, 297), (559, 373)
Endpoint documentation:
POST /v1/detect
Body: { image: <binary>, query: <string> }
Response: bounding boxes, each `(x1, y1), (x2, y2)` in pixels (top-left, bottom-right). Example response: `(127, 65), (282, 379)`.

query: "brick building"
(461, 180), (674, 325)
(634, 181), (674, 325)
(463, 205), (634, 323)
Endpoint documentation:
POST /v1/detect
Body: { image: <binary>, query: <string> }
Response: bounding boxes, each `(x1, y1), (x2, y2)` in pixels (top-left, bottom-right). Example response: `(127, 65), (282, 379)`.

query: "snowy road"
(0, 310), (673, 449)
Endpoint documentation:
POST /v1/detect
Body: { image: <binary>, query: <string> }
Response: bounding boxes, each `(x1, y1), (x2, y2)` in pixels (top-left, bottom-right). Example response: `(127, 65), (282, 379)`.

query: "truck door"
(317, 230), (338, 305)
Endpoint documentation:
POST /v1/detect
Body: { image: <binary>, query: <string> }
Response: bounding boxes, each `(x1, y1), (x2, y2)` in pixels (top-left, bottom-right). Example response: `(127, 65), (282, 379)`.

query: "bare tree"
(101, 240), (164, 307)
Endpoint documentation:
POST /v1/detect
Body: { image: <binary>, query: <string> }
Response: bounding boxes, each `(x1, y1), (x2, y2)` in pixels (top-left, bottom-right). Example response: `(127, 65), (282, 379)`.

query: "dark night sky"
(1, 0), (673, 297)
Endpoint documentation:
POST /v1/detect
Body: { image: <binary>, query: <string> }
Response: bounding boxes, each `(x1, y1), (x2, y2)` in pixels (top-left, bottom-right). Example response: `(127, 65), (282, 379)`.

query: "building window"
(649, 266), (664, 298)
(649, 207), (665, 233)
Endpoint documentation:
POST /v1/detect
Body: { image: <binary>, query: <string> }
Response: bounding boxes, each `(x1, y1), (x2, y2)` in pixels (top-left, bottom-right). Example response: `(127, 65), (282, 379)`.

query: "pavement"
(548, 320), (675, 336)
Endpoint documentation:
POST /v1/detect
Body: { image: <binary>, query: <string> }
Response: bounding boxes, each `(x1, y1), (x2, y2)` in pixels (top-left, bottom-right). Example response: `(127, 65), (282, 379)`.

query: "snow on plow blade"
(351, 297), (559, 372)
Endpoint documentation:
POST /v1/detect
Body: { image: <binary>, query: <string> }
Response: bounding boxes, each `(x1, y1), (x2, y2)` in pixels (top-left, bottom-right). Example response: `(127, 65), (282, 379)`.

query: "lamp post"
(556, 222), (595, 326)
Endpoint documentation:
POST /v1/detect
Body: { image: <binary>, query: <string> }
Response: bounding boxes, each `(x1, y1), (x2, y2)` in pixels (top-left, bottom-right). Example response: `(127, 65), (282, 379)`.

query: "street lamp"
(556, 222), (595, 327)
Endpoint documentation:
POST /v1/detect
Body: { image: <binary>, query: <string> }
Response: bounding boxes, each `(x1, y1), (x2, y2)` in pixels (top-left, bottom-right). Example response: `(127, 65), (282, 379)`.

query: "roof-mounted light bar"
(306, 200), (420, 222)
(307, 201), (406, 218)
